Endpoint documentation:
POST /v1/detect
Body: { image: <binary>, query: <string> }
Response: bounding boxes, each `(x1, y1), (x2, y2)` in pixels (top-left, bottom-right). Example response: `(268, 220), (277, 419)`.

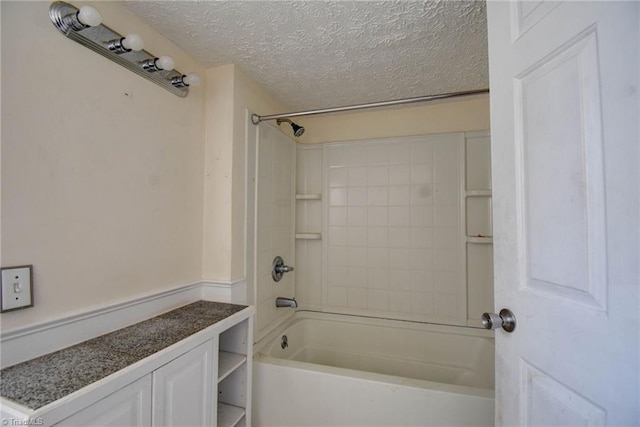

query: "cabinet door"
(152, 341), (215, 427)
(55, 375), (152, 426)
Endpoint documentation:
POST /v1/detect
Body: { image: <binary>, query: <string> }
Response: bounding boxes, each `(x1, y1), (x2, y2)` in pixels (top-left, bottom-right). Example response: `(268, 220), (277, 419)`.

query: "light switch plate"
(1, 265), (34, 313)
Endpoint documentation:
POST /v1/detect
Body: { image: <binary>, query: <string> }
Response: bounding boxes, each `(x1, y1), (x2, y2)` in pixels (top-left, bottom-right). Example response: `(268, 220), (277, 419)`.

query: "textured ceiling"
(124, 1), (488, 111)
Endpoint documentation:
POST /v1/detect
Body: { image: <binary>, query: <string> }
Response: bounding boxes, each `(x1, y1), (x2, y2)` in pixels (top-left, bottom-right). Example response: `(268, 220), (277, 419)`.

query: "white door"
(488, 2), (639, 425)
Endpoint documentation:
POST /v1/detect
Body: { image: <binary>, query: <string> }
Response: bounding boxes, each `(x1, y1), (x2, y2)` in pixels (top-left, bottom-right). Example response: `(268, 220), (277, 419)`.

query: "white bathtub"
(252, 311), (495, 426)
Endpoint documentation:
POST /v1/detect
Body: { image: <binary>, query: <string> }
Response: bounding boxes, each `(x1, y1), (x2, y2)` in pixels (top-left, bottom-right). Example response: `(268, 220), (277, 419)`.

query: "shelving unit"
(218, 352), (246, 383)
(464, 132), (493, 242)
(465, 190), (492, 197)
(217, 319), (251, 427)
(295, 193), (323, 240)
(218, 402), (245, 427)
(464, 131), (494, 328)
(295, 193), (322, 200)
(294, 146), (324, 311)
(295, 233), (322, 240)
(466, 236), (493, 244)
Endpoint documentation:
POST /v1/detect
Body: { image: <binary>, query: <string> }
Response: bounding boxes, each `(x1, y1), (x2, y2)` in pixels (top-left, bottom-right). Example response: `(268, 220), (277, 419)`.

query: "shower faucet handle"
(277, 265), (294, 273)
(272, 256), (294, 282)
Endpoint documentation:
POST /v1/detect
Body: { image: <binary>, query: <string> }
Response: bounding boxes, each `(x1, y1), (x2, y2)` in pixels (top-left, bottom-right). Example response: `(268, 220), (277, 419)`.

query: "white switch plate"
(1, 265), (34, 312)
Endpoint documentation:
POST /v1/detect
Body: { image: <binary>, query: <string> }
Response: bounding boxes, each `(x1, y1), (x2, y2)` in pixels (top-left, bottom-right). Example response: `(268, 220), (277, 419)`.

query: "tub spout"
(276, 297), (297, 308)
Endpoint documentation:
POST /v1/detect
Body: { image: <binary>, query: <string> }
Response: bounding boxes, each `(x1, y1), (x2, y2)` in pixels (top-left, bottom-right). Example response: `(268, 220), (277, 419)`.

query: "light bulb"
(77, 5), (102, 27)
(183, 73), (201, 86)
(121, 34), (144, 51)
(155, 56), (175, 71)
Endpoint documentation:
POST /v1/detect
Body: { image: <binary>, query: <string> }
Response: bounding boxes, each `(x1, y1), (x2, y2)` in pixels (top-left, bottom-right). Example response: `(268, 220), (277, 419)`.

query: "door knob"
(272, 256), (294, 282)
(482, 308), (516, 332)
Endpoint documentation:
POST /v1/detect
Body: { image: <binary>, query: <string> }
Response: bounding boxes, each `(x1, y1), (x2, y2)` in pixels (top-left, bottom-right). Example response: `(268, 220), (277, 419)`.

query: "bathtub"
(252, 311), (495, 426)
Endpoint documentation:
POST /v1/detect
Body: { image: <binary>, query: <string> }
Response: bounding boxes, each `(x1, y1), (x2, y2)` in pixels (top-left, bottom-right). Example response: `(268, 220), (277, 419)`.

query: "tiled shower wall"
(295, 132), (493, 327)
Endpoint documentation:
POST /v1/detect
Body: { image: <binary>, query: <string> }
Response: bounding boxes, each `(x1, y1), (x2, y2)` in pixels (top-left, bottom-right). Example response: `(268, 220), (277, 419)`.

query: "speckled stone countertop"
(0, 300), (247, 410)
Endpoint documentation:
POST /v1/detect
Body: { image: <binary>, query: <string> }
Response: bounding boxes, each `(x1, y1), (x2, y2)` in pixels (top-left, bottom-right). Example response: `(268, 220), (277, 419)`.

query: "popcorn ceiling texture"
(124, 1), (488, 111)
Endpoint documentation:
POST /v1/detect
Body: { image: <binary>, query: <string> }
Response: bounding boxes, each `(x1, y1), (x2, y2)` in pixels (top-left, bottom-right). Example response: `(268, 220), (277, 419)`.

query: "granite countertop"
(0, 301), (247, 410)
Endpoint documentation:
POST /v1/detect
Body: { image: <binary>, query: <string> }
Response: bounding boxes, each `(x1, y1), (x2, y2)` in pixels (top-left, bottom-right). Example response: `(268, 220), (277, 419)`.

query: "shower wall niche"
(294, 131), (493, 327)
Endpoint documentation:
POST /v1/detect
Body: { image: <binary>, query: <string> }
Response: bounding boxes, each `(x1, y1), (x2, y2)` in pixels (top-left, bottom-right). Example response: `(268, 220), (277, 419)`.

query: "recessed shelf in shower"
(466, 236), (493, 244)
(465, 190), (492, 197)
(295, 233), (322, 240)
(295, 193), (322, 200)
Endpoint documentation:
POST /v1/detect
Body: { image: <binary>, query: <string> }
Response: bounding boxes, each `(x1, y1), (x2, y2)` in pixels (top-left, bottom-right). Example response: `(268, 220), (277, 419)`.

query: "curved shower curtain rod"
(251, 88), (489, 125)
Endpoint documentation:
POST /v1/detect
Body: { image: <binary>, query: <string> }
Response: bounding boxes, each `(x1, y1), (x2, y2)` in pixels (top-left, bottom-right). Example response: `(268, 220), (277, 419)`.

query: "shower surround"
(294, 131), (494, 327)
(249, 125), (495, 426)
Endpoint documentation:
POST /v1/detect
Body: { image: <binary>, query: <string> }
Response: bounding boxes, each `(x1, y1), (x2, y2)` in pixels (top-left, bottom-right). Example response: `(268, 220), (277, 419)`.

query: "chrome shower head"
(291, 122), (305, 138)
(277, 118), (305, 137)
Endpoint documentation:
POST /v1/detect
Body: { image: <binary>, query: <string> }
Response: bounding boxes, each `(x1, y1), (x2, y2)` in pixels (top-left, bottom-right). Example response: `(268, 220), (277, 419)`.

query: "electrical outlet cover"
(1, 265), (34, 312)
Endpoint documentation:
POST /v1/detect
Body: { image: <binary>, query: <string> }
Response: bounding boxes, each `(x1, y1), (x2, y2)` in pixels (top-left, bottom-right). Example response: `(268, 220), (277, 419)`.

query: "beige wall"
(0, 1), (206, 330)
(295, 95), (490, 144)
(202, 65), (235, 282)
(202, 65), (288, 282)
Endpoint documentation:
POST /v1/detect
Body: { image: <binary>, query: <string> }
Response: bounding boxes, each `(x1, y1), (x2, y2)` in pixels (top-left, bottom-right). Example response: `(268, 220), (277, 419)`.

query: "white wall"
(0, 1), (206, 330)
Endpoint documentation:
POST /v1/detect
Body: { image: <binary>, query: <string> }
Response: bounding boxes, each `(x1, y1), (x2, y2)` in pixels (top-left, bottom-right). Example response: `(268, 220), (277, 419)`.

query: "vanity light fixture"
(108, 33), (144, 54)
(49, 1), (198, 97)
(142, 56), (175, 72)
(55, 4), (102, 32)
(171, 73), (202, 88)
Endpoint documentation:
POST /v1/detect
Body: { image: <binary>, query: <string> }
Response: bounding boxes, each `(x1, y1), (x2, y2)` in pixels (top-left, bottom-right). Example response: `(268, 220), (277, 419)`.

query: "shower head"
(276, 118), (305, 137)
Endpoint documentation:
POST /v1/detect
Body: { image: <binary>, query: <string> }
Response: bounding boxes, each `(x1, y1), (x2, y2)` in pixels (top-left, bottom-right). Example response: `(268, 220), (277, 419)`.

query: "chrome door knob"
(272, 256), (294, 282)
(482, 308), (517, 333)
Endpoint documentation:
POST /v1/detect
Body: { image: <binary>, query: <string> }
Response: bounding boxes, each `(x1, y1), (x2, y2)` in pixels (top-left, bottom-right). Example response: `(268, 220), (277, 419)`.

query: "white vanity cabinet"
(148, 317), (253, 427)
(1, 304), (254, 427)
(55, 341), (218, 427)
(55, 376), (152, 427)
(152, 341), (215, 426)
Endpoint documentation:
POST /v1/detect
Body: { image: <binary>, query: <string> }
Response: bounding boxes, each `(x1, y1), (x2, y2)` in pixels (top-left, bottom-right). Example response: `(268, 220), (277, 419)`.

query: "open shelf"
(217, 319), (250, 426)
(295, 193), (322, 200)
(217, 402), (245, 427)
(467, 236), (493, 244)
(218, 352), (247, 383)
(466, 190), (492, 197)
(295, 233), (322, 240)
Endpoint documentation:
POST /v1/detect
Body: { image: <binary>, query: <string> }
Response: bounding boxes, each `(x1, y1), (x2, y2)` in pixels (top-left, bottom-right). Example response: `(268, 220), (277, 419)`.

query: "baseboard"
(200, 279), (247, 304)
(0, 279), (247, 368)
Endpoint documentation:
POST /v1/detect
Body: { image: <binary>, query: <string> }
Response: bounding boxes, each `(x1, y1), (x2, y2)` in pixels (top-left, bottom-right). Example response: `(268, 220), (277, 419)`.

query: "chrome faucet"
(276, 297), (297, 308)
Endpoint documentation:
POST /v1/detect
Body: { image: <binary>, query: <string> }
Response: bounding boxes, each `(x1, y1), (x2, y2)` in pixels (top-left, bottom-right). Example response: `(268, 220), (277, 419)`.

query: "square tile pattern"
(325, 135), (464, 322)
